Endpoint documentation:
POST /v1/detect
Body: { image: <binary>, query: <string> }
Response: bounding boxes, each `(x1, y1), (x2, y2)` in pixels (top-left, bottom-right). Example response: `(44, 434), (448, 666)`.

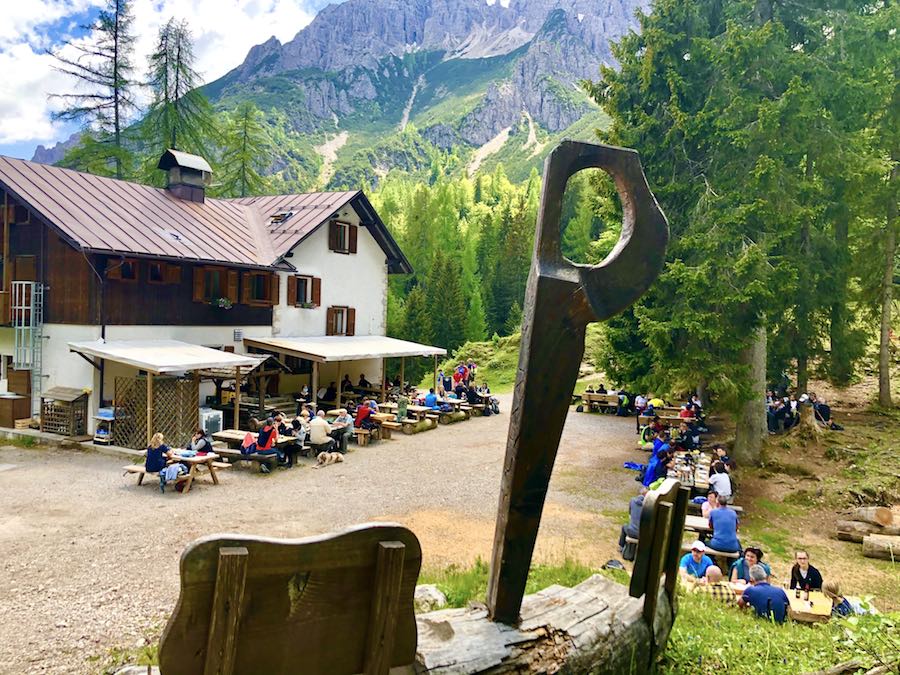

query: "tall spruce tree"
(51, 0), (137, 179)
(426, 249), (466, 352)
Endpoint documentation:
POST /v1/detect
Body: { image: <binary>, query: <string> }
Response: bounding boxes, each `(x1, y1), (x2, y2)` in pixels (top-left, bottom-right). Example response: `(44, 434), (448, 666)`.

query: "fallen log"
(841, 506), (893, 527)
(836, 520), (900, 543)
(801, 659), (864, 675)
(861, 533), (900, 560)
(401, 418), (436, 435)
(437, 410), (468, 425)
(415, 574), (674, 674)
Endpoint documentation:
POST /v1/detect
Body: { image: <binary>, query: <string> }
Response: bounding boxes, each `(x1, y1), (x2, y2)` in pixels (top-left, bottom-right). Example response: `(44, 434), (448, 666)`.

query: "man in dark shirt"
(618, 488), (647, 550)
(789, 550), (824, 590)
(739, 564), (789, 623)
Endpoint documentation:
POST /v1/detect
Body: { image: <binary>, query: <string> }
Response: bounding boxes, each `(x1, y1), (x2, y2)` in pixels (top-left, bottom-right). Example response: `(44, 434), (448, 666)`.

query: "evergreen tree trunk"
(830, 206), (851, 384)
(697, 377), (707, 407)
(796, 153), (813, 394)
(733, 325), (767, 465)
(879, 163), (897, 407)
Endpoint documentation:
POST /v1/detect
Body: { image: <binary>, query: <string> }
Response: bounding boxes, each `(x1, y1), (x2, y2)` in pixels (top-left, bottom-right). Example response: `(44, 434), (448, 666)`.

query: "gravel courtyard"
(0, 396), (640, 674)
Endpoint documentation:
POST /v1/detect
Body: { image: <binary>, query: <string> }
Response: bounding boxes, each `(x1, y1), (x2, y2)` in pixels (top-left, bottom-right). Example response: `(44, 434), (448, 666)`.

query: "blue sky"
(0, 0), (326, 160)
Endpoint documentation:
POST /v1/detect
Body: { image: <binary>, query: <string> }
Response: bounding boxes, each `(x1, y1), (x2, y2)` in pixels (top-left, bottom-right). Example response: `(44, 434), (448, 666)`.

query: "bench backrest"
(629, 478), (689, 635)
(159, 523), (421, 675)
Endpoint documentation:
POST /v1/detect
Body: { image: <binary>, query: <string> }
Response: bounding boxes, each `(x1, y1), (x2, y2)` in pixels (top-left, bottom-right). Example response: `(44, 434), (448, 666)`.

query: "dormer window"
(328, 220), (358, 254)
(106, 258), (138, 282)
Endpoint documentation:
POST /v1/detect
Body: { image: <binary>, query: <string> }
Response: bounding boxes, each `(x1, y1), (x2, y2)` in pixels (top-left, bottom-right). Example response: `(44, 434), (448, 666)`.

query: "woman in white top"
(708, 461), (732, 501)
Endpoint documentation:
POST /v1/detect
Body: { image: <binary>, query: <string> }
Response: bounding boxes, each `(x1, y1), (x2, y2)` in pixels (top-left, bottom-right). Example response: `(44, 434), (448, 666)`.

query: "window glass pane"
(121, 261), (137, 279)
(297, 278), (308, 303)
(252, 274), (268, 300)
(336, 224), (347, 251)
(334, 308), (345, 334)
(149, 263), (164, 282)
(205, 270), (221, 299)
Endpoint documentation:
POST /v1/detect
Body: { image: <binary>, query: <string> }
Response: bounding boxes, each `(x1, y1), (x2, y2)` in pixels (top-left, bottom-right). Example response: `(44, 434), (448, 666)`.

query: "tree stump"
(841, 506), (893, 527)
(414, 575), (674, 674)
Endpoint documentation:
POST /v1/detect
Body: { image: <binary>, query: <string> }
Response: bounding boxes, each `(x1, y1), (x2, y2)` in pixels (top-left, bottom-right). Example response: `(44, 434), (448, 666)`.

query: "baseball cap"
(690, 540), (706, 552)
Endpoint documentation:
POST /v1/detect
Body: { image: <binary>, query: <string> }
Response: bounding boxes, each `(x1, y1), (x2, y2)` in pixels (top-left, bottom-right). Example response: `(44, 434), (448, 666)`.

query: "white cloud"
(0, 0), (316, 149)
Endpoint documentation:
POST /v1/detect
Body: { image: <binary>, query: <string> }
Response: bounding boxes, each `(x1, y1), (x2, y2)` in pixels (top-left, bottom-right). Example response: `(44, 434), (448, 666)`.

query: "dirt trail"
(0, 396), (639, 674)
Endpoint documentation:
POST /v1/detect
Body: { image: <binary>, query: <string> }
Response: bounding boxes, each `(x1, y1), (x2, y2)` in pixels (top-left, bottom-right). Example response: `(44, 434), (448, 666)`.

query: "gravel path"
(0, 396), (640, 674)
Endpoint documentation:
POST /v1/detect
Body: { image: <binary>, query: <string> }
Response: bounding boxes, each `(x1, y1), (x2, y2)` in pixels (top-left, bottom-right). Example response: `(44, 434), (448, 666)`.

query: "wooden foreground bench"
(379, 421), (401, 439)
(214, 447), (281, 469)
(353, 428), (371, 446)
(158, 523), (422, 675)
(123, 464), (192, 486)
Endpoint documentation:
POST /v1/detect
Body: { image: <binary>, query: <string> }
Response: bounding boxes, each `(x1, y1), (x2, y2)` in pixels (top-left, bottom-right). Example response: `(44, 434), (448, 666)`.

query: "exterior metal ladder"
(12, 281), (44, 415)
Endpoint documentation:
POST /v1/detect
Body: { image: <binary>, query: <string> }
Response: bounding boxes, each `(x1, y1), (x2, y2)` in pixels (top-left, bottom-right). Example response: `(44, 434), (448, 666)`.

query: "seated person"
(329, 408), (355, 453)
(708, 495), (741, 553)
(291, 412), (310, 445)
(355, 399), (375, 428)
(708, 461), (733, 501)
(679, 404), (695, 420)
(465, 385), (481, 405)
(367, 398), (379, 412)
(454, 383), (468, 399)
(694, 566), (736, 604)
(584, 385), (595, 393)
(652, 430), (670, 454)
(618, 487), (647, 551)
(186, 428), (212, 454)
(323, 382), (337, 403)
(789, 550), (823, 591)
(739, 564), (789, 623)
(674, 422), (697, 451)
(701, 489), (718, 519)
(822, 581), (870, 616)
(650, 416), (667, 435)
(145, 432), (171, 474)
(597, 383), (607, 394)
(308, 410), (335, 454)
(648, 395), (666, 408)
(248, 417), (281, 472)
(730, 547), (771, 584)
(679, 541), (714, 581)
(273, 413), (291, 437)
(424, 388), (439, 409)
(643, 445), (672, 488)
(341, 374), (353, 392)
(358, 373), (372, 389)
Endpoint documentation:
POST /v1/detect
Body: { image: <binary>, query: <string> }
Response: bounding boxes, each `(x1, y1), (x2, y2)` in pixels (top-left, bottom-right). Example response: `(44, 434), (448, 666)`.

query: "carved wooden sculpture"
(487, 140), (669, 624)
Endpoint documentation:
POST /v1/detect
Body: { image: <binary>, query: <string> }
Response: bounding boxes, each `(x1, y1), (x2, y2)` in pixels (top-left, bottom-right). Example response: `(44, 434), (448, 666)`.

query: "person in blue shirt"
(708, 495), (741, 553)
(642, 445), (672, 487)
(739, 564), (789, 623)
(424, 388), (439, 409)
(679, 541), (714, 581)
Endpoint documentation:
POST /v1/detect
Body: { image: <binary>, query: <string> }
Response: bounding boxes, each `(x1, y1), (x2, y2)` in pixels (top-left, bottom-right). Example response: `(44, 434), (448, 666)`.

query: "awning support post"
(380, 357), (387, 403)
(233, 366), (241, 430)
(400, 357), (405, 393)
(312, 361), (319, 409)
(336, 361), (342, 410)
(433, 355), (438, 392)
(146, 372), (154, 446)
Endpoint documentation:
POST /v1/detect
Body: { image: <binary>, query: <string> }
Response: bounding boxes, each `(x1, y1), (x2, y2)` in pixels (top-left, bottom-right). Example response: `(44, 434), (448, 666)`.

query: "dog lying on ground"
(312, 451), (344, 468)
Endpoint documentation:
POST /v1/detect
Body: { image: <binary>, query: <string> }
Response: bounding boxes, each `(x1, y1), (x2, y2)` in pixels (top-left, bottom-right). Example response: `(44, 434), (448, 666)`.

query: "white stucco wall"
(273, 213), (388, 339)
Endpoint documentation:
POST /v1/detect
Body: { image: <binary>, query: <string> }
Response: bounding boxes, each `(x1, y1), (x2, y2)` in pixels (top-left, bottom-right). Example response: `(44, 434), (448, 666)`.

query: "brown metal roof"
(0, 155), (412, 273)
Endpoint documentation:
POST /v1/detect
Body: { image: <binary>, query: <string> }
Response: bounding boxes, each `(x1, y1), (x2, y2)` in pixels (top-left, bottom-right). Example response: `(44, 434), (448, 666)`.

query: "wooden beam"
(146, 372), (154, 446)
(194, 371), (201, 430)
(399, 357), (405, 393)
(363, 541), (405, 675)
(2, 191), (8, 320)
(433, 355), (438, 392)
(233, 366), (241, 430)
(203, 546), (248, 675)
(258, 376), (267, 418)
(380, 357), (387, 403)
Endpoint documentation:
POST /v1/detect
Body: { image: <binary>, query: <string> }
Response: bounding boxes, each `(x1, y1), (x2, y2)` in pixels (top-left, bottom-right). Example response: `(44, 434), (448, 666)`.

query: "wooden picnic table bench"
(639, 414), (695, 425)
(581, 392), (620, 412)
(123, 452), (227, 494)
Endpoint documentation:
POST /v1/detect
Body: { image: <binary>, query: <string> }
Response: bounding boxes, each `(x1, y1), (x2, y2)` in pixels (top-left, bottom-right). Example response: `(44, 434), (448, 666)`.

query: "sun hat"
(691, 540), (706, 552)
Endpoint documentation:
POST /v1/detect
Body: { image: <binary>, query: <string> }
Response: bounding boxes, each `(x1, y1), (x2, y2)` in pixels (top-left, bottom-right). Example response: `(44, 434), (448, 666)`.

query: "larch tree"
(51, 0), (137, 179)
(142, 17), (217, 182)
(217, 102), (271, 198)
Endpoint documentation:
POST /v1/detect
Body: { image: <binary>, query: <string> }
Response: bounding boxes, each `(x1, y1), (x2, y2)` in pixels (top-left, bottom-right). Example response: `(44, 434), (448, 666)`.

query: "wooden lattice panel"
(40, 397), (88, 436)
(114, 376), (199, 450)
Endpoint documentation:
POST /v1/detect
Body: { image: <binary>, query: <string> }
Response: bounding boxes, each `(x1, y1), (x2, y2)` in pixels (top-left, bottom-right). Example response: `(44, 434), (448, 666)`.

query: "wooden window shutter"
(325, 307), (336, 336)
(346, 307), (356, 336)
(165, 264), (181, 284)
(241, 272), (251, 304)
(311, 277), (321, 307)
(226, 270), (239, 303)
(106, 259), (122, 280)
(192, 267), (204, 302)
(348, 224), (358, 254)
(287, 276), (297, 306)
(328, 221), (338, 251)
(223, 346), (235, 353)
(270, 274), (280, 305)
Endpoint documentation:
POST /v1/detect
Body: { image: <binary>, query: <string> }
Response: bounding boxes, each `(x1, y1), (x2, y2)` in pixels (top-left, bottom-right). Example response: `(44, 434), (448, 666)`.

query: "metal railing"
(11, 281), (44, 414)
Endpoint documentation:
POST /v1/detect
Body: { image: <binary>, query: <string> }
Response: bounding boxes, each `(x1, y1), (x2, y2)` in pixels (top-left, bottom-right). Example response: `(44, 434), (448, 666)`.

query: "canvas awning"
(241, 335), (446, 363)
(68, 339), (259, 374)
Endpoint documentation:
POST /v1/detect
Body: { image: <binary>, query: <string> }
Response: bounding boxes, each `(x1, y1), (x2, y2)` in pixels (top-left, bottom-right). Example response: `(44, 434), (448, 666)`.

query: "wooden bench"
(379, 421), (401, 439)
(353, 428), (371, 446)
(158, 523), (422, 675)
(122, 464), (189, 487)
(214, 447), (281, 469)
(686, 502), (744, 515)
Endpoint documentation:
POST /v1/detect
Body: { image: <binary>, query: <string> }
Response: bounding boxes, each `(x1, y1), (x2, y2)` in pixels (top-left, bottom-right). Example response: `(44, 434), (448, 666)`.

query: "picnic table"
(684, 514), (711, 534)
(582, 392), (619, 411)
(211, 429), (296, 449)
(380, 401), (433, 421)
(169, 452), (223, 494)
(787, 590), (832, 623)
(668, 451), (710, 491)
(639, 413), (695, 425)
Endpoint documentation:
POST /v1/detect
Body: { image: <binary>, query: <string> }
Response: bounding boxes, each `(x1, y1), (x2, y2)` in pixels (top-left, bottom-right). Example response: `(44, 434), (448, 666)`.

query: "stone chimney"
(157, 149), (212, 203)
